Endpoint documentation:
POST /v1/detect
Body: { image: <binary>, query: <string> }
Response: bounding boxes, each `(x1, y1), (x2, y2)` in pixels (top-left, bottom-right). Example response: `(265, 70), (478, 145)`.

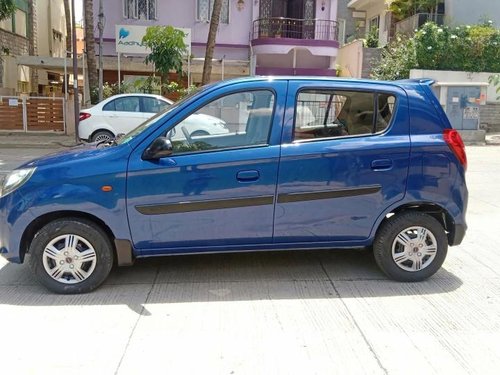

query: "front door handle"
(237, 170), (260, 182)
(371, 159), (393, 171)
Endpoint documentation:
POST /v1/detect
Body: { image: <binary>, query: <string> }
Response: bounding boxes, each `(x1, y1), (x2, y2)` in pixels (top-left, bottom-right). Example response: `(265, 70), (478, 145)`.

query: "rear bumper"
(449, 223), (466, 246)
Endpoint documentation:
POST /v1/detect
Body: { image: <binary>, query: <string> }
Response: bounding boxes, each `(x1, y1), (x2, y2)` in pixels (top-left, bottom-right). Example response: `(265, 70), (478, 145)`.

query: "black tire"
(373, 212), (448, 282)
(91, 130), (114, 143)
(28, 218), (114, 294)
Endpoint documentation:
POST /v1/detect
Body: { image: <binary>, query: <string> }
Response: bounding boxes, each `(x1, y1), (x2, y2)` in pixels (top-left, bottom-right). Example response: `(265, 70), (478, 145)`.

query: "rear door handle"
(237, 170), (260, 182)
(371, 159), (393, 171)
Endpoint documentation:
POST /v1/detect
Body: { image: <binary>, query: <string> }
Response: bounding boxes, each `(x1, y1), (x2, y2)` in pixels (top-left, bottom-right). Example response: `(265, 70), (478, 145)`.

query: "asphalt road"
(0, 146), (499, 374)
(0, 148), (53, 177)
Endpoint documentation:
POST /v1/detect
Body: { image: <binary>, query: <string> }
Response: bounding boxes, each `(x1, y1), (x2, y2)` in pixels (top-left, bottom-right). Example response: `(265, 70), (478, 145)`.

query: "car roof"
(100, 93), (173, 104)
(207, 76), (433, 92)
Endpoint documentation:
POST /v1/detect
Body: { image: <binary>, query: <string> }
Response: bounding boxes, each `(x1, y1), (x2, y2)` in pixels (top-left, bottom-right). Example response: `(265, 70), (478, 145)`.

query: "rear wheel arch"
(374, 202), (455, 245)
(373, 210), (448, 281)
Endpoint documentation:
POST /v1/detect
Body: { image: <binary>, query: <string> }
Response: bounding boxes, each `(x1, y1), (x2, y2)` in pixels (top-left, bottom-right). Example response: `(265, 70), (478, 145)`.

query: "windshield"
(116, 89), (202, 145)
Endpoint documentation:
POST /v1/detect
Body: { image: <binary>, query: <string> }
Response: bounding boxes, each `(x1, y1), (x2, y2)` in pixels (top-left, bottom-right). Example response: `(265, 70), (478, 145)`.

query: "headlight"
(0, 168), (36, 198)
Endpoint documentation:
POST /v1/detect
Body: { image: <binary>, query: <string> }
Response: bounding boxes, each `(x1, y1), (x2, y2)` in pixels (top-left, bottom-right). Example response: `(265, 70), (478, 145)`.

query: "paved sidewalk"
(0, 132), (79, 149)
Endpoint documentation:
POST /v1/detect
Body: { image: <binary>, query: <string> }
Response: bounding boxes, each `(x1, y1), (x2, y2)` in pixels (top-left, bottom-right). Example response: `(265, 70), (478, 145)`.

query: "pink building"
(95, 0), (339, 83)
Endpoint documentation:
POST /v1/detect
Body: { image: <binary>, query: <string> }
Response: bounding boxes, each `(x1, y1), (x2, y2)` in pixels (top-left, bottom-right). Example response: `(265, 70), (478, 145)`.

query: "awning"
(16, 55), (84, 72)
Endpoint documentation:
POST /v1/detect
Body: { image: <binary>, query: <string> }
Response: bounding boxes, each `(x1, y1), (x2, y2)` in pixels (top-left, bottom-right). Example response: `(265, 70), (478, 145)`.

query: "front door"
(126, 82), (286, 253)
(274, 81), (410, 243)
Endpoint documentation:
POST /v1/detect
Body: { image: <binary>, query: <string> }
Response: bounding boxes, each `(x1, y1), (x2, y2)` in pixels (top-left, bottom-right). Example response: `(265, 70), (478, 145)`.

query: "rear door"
(274, 81), (410, 243)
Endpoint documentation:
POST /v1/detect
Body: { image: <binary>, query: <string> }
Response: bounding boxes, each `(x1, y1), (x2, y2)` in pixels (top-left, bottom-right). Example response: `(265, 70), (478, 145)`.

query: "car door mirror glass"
(142, 137), (173, 160)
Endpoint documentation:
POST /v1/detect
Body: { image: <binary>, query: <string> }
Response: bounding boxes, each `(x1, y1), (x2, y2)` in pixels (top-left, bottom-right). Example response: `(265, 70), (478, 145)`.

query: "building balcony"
(251, 17), (339, 54)
(250, 17), (339, 77)
(395, 13), (445, 35)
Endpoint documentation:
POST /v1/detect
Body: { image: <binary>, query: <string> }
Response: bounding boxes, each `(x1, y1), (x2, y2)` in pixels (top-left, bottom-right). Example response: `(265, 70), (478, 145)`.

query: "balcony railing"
(252, 18), (338, 42)
(395, 13), (445, 35)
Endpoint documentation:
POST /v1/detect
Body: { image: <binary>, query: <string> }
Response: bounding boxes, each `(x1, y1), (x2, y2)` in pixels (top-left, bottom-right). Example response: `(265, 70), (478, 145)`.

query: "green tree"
(371, 35), (417, 80)
(371, 22), (500, 80)
(388, 0), (443, 21)
(142, 26), (187, 95)
(489, 74), (500, 101)
(0, 0), (15, 20)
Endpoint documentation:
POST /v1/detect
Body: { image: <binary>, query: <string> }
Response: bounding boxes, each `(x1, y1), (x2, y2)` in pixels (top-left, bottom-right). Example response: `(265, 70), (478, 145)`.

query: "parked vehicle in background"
(0, 77), (468, 294)
(78, 93), (229, 143)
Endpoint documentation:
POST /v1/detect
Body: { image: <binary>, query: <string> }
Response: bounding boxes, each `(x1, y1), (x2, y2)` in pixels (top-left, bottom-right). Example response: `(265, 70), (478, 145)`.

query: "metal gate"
(0, 96), (66, 132)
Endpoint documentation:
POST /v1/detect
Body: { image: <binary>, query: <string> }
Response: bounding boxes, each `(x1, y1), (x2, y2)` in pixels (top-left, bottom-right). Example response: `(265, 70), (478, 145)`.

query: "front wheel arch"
(28, 217), (114, 293)
(20, 211), (116, 264)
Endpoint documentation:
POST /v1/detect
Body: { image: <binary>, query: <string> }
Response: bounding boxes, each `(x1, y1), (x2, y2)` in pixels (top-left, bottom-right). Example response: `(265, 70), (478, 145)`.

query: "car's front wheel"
(373, 212), (448, 282)
(28, 218), (114, 294)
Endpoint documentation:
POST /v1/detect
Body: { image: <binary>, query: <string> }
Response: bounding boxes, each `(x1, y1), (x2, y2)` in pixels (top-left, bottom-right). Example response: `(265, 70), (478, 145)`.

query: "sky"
(75, 0), (83, 24)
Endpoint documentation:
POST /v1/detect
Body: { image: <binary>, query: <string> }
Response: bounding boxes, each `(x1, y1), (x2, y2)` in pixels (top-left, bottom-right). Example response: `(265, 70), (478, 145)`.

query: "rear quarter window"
(294, 89), (396, 141)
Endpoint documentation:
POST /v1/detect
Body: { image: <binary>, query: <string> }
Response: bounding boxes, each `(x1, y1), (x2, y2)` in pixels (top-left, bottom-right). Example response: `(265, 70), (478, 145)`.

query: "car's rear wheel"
(91, 130), (114, 143)
(28, 218), (114, 294)
(373, 212), (447, 282)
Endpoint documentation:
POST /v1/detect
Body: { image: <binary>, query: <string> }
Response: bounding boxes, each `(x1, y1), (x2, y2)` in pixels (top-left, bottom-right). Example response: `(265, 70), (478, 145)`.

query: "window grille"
(197, 0), (229, 24)
(123, 0), (157, 20)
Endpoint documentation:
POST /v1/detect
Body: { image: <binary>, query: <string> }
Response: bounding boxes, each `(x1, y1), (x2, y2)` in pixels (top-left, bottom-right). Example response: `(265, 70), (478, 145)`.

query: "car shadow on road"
(0, 249), (463, 315)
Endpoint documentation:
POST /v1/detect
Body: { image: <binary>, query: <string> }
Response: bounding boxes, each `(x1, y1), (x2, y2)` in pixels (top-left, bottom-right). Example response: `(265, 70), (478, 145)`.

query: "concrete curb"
(0, 133), (79, 149)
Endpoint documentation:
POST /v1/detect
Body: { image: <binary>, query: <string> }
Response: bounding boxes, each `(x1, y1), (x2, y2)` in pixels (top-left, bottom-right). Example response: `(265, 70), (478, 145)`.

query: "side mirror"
(142, 137), (173, 160)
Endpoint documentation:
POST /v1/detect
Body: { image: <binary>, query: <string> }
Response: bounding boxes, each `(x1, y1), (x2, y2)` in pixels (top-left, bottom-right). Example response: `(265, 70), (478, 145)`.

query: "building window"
(17, 81), (29, 94)
(197, 0), (229, 24)
(370, 15), (380, 30)
(123, 0), (157, 20)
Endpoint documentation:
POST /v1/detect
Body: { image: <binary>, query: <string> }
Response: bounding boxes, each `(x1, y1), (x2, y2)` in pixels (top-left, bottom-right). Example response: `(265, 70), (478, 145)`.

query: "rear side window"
(103, 97), (141, 112)
(294, 90), (396, 141)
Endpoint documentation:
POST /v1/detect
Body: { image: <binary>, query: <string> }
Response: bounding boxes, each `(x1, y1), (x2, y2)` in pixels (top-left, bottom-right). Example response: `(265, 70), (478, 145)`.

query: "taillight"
(443, 129), (467, 170)
(79, 112), (91, 121)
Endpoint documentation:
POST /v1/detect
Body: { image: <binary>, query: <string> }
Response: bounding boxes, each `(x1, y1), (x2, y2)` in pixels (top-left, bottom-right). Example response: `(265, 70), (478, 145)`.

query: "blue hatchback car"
(0, 77), (468, 294)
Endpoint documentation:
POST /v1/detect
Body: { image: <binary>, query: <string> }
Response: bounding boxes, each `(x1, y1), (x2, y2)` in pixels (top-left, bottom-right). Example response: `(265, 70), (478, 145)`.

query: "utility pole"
(98, 0), (104, 102)
(72, 0), (79, 143)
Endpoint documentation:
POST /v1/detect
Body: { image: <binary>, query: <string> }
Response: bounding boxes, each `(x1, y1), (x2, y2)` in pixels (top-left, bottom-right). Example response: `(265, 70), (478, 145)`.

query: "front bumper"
(0, 192), (34, 264)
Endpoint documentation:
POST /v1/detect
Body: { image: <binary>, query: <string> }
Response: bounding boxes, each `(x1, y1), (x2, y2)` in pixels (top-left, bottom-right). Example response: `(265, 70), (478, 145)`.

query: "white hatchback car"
(78, 93), (229, 143)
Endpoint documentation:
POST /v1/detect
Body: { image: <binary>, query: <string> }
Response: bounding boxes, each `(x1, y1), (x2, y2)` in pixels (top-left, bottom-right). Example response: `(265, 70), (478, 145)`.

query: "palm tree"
(84, 0), (98, 103)
(201, 0), (223, 85)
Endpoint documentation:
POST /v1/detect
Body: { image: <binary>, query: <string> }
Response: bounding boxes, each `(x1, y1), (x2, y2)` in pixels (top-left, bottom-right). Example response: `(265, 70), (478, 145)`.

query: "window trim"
(104, 96), (142, 112)
(123, 0), (157, 20)
(163, 88), (277, 156)
(292, 87), (398, 143)
(196, 0), (230, 24)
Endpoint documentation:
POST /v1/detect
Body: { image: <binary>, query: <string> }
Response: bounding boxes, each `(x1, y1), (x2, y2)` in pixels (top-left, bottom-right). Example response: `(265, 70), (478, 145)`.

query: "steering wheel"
(181, 126), (193, 145)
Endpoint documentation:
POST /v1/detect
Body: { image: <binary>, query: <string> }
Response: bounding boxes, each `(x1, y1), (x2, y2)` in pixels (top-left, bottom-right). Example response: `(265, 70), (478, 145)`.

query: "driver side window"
(166, 90), (275, 154)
